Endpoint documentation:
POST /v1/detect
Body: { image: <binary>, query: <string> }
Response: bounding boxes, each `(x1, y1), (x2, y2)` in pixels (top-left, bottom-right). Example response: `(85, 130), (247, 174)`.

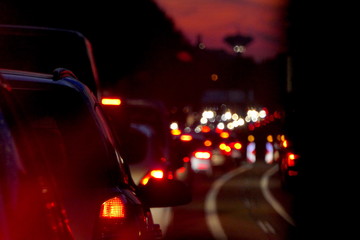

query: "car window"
(7, 84), (127, 190)
(0, 89), (73, 240)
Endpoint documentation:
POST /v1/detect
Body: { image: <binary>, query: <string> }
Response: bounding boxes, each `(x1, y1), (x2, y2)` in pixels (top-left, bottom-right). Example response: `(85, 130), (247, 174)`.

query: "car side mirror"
(137, 178), (192, 208)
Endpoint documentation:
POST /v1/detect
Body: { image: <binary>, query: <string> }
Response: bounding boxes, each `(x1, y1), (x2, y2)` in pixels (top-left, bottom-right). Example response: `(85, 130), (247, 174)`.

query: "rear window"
(9, 85), (125, 190)
(0, 93), (73, 240)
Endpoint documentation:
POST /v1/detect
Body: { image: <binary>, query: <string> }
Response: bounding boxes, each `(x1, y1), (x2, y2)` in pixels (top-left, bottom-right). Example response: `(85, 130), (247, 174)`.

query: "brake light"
(220, 132), (230, 138)
(287, 153), (299, 167)
(282, 140), (288, 148)
(219, 143), (227, 150)
(171, 129), (182, 136)
(100, 197), (125, 219)
(233, 142), (242, 150)
(101, 98), (121, 106)
(140, 169), (165, 185)
(201, 126), (211, 133)
(180, 134), (193, 142)
(204, 140), (212, 147)
(224, 146), (231, 153)
(194, 151), (211, 159)
(150, 170), (164, 179)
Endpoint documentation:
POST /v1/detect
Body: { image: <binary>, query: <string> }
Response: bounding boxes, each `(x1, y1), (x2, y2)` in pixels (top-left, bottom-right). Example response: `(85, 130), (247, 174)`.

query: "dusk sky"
(154, 0), (289, 62)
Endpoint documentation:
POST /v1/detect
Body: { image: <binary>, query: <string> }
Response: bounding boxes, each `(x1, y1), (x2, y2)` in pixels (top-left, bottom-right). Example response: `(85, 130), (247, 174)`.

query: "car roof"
(0, 68), (92, 97)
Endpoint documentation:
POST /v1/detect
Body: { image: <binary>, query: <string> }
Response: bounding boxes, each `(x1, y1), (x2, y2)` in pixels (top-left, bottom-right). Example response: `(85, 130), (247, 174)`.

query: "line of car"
(0, 23), (303, 240)
(171, 123), (303, 191)
(0, 25), (191, 240)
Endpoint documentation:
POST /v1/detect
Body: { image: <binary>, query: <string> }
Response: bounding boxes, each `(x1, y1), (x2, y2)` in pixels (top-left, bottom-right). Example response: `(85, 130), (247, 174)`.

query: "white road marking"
(257, 220), (267, 233)
(264, 220), (276, 234)
(260, 165), (296, 226)
(257, 220), (276, 234)
(204, 165), (253, 240)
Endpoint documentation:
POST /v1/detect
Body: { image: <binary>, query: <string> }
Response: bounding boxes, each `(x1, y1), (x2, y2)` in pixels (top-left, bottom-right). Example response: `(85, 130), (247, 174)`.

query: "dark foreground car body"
(0, 69), (191, 240)
(0, 74), (74, 240)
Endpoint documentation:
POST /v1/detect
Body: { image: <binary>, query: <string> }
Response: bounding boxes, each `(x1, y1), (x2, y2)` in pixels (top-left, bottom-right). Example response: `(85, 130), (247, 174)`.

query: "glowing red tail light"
(287, 153), (299, 167)
(194, 151), (211, 159)
(150, 169), (164, 179)
(101, 98), (121, 106)
(140, 169), (165, 185)
(282, 140), (288, 148)
(100, 197), (125, 219)
(171, 129), (182, 136)
(204, 140), (212, 147)
(219, 143), (227, 150)
(233, 142), (242, 150)
(219, 132), (229, 138)
(180, 134), (193, 142)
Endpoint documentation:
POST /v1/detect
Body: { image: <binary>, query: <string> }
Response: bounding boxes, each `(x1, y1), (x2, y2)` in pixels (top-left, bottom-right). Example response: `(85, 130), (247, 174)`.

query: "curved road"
(164, 161), (299, 240)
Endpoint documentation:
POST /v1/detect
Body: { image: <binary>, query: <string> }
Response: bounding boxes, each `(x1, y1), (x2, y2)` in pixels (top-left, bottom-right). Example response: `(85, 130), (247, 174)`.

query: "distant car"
(100, 97), (187, 235)
(190, 147), (214, 176)
(278, 136), (302, 190)
(171, 132), (215, 178)
(104, 98), (174, 179)
(171, 130), (245, 179)
(0, 68), (191, 240)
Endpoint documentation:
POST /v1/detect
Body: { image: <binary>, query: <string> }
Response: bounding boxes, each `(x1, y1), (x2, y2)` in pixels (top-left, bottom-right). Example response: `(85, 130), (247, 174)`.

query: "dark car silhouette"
(0, 72), (74, 240)
(0, 68), (190, 240)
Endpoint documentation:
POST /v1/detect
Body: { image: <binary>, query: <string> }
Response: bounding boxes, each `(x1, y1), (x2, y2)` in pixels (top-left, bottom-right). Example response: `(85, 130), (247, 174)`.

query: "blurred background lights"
(170, 122), (178, 130)
(204, 140), (212, 147)
(232, 113), (239, 121)
(217, 122), (225, 130)
(236, 118), (245, 126)
(171, 129), (181, 135)
(184, 127), (192, 133)
(211, 73), (218, 81)
(181, 105), (278, 136)
(233, 45), (246, 53)
(200, 117), (208, 124)
(198, 42), (206, 50)
(247, 109), (259, 122)
(202, 110), (215, 119)
(226, 122), (234, 130)
(194, 125), (202, 133)
(259, 109), (267, 118)
(221, 111), (232, 121)
(220, 132), (229, 138)
(224, 111), (232, 120)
